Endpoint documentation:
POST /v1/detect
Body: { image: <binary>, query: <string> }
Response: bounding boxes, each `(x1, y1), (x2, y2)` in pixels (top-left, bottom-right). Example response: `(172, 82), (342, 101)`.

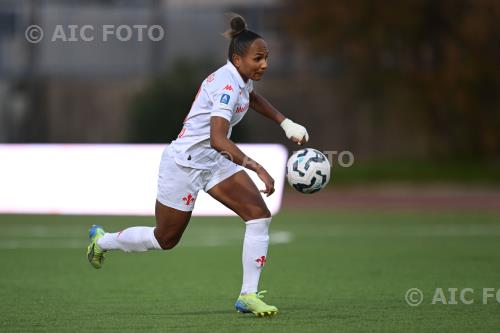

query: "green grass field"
(1, 210), (500, 332)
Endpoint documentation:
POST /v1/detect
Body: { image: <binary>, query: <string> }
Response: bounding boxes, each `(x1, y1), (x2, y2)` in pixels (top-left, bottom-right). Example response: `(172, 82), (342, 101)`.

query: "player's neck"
(237, 69), (249, 83)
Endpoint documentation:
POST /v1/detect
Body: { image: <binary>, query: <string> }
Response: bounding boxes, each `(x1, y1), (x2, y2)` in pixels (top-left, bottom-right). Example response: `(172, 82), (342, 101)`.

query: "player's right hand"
(256, 167), (275, 197)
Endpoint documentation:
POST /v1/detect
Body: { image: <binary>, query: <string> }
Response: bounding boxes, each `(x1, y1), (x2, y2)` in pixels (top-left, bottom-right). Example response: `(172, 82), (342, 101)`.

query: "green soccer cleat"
(235, 291), (278, 317)
(87, 224), (106, 269)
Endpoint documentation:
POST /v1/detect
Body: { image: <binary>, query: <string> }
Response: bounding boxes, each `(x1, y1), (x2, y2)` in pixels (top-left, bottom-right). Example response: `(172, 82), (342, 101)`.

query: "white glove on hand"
(280, 118), (309, 145)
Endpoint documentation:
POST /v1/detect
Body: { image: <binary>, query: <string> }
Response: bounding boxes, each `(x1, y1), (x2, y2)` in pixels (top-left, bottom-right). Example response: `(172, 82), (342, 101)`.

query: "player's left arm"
(249, 90), (285, 124)
(250, 90), (309, 145)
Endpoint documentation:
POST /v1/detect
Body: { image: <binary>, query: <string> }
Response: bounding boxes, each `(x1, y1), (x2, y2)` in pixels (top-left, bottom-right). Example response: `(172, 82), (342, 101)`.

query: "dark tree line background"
(286, 0), (500, 161)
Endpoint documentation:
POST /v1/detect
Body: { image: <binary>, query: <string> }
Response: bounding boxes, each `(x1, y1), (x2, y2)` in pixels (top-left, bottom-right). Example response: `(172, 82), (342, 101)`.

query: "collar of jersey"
(226, 60), (246, 89)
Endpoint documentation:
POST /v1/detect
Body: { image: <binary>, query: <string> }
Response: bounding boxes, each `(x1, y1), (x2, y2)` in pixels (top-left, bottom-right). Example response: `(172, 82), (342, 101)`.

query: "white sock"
(97, 226), (162, 252)
(240, 217), (271, 295)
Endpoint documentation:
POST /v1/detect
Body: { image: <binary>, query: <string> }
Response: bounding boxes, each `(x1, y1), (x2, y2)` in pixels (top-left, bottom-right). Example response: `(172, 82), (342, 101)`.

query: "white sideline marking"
(323, 224), (500, 237)
(0, 231), (293, 249)
(270, 231), (294, 244)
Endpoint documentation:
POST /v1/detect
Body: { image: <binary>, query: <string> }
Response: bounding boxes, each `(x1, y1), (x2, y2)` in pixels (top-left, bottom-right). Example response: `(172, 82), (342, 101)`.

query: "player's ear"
(232, 54), (241, 68)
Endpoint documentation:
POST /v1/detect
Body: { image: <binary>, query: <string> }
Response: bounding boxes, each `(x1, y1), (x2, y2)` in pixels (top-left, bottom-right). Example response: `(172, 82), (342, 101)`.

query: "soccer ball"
(286, 148), (331, 194)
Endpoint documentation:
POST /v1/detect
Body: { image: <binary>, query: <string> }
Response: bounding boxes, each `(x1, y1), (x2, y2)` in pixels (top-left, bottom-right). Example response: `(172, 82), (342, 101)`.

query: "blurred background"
(1, 2), (500, 331)
(0, 0), (499, 186)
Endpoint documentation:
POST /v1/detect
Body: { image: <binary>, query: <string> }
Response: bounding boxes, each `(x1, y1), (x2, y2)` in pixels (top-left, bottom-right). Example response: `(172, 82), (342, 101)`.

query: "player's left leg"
(207, 170), (277, 316)
(87, 145), (197, 269)
(87, 222), (163, 269)
(87, 201), (192, 269)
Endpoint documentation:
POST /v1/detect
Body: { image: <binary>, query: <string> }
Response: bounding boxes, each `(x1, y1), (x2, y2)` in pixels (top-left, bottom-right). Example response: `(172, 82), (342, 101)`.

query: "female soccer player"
(87, 14), (308, 317)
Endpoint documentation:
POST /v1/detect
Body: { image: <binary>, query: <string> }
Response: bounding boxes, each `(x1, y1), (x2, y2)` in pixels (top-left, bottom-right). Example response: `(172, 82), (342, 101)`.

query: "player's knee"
(156, 234), (181, 250)
(159, 239), (180, 250)
(246, 205), (271, 221)
(161, 241), (179, 250)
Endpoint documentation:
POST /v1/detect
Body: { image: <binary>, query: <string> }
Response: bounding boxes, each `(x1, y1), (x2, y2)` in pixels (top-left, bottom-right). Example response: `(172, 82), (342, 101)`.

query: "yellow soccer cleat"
(235, 291), (278, 317)
(87, 224), (106, 269)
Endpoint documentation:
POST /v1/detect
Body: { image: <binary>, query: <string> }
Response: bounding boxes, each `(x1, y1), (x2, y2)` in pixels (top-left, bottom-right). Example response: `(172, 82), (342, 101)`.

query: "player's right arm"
(210, 116), (275, 196)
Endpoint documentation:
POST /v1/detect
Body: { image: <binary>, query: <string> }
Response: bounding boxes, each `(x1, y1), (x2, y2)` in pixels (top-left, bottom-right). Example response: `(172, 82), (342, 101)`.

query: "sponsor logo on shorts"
(182, 193), (196, 205)
(220, 94), (230, 105)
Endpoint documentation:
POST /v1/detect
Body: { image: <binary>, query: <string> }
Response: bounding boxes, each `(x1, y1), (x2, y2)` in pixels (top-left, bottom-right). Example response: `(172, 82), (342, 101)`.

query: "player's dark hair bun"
(224, 13), (262, 62)
(224, 14), (248, 39)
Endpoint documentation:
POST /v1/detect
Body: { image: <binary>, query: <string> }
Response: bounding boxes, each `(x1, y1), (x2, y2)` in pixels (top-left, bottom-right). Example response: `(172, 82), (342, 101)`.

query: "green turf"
(1, 210), (500, 332)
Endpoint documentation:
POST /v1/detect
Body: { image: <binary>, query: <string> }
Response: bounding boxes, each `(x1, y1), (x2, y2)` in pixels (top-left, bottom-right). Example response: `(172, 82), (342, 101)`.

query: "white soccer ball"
(286, 148), (331, 194)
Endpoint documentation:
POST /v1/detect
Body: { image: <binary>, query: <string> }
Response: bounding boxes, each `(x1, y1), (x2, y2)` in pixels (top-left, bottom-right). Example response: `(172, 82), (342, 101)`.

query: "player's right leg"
(207, 170), (277, 316)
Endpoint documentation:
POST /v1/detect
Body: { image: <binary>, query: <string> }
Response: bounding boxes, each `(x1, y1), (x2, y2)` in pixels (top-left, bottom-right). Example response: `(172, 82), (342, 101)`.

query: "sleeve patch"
(220, 94), (231, 105)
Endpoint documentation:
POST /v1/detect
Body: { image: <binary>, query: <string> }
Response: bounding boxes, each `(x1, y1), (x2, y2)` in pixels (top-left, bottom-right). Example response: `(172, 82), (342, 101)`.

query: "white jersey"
(169, 60), (253, 169)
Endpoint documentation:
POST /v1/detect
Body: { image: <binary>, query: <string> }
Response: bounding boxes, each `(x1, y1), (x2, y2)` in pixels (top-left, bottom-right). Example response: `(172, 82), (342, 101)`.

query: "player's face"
(234, 38), (269, 81)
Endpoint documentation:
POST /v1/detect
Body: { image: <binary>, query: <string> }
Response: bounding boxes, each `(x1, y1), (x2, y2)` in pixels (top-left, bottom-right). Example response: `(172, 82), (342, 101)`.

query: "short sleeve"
(210, 83), (240, 121)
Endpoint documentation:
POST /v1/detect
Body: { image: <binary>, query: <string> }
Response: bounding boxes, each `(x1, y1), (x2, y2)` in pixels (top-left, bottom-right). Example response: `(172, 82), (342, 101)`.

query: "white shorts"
(156, 145), (243, 211)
